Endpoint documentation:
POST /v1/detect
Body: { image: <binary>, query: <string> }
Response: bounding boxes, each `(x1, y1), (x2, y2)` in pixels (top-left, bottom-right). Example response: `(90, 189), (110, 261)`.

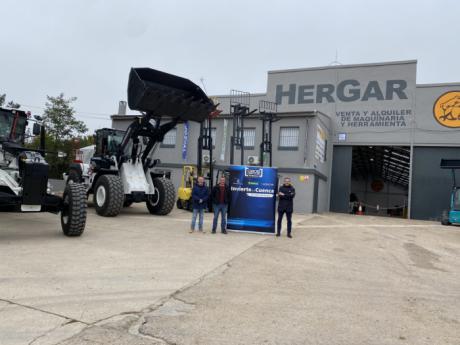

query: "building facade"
(112, 60), (460, 220)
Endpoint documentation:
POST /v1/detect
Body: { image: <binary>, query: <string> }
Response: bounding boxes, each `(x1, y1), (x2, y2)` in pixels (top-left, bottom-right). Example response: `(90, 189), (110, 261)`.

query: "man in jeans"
(276, 177), (296, 238)
(211, 176), (231, 234)
(190, 176), (209, 233)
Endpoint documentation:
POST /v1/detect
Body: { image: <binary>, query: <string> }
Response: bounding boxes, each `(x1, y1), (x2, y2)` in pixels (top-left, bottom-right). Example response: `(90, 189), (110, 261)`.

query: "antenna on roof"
(200, 77), (208, 93)
(329, 49), (342, 66)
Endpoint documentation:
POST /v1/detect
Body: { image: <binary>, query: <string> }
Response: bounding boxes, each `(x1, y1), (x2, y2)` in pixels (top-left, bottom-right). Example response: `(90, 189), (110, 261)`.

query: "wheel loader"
(0, 108), (87, 236)
(65, 67), (217, 217)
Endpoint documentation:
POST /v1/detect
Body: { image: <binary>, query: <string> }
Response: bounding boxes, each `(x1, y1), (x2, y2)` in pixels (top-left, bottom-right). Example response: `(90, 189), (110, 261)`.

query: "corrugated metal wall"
(411, 147), (460, 221)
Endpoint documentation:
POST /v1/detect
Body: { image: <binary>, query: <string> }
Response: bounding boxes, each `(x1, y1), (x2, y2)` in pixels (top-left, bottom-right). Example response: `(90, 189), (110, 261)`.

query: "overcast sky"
(1, 0), (458, 131)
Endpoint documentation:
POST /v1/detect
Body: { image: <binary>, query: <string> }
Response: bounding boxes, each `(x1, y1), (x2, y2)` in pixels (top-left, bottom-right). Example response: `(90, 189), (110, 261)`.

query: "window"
(161, 128), (177, 148)
(236, 127), (255, 149)
(279, 127), (299, 150)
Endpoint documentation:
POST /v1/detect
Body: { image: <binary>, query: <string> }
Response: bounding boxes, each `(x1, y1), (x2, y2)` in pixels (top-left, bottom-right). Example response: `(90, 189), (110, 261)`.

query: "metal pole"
(209, 117), (213, 193)
(407, 112), (415, 219)
(240, 115), (244, 165)
(197, 121), (203, 176)
(260, 119), (265, 167)
(269, 119), (273, 167)
(230, 111), (236, 165)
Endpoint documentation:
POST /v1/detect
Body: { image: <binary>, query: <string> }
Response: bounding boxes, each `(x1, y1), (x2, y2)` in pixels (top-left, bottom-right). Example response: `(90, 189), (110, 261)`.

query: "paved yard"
(0, 205), (459, 345)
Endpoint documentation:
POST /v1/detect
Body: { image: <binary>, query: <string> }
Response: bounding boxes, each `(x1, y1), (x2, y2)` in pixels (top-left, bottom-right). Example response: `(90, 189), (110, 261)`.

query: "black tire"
(441, 210), (451, 226)
(176, 199), (183, 209)
(93, 175), (124, 217)
(67, 169), (81, 184)
(146, 177), (175, 215)
(61, 183), (87, 236)
(185, 199), (192, 211)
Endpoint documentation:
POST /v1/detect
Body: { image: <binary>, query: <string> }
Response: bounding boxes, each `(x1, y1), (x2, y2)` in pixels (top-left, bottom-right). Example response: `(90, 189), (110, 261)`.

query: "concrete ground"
(0, 205), (459, 345)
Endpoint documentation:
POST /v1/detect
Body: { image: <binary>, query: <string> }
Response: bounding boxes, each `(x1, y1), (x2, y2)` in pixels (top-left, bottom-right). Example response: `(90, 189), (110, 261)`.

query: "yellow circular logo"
(433, 91), (460, 128)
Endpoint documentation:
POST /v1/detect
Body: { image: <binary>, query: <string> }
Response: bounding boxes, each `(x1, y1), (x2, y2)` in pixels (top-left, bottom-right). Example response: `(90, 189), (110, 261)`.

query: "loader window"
(0, 112), (11, 140)
(0, 110), (27, 143)
(107, 134), (123, 155)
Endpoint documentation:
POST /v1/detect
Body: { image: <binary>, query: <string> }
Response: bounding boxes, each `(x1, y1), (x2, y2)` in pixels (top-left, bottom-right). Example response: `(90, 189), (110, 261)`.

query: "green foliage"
(25, 93), (91, 178)
(27, 134), (95, 178)
(0, 93), (20, 109)
(6, 101), (20, 109)
(43, 93), (88, 140)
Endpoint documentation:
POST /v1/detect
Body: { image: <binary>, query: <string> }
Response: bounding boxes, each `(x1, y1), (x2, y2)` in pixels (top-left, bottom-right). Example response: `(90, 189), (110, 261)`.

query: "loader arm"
(117, 112), (179, 170)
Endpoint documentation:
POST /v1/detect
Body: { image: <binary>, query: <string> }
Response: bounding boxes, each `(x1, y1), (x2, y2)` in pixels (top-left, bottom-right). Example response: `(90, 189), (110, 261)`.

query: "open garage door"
(330, 145), (411, 217)
(350, 146), (410, 217)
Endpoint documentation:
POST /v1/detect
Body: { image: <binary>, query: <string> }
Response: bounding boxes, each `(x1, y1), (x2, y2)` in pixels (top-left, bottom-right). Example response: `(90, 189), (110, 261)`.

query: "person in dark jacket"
(277, 177), (296, 238)
(190, 176), (209, 233)
(211, 176), (231, 234)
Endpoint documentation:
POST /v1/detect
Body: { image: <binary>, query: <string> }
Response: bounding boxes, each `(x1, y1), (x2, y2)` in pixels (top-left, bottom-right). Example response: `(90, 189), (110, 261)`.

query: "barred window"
(243, 127), (256, 149)
(161, 128), (177, 148)
(279, 127), (299, 150)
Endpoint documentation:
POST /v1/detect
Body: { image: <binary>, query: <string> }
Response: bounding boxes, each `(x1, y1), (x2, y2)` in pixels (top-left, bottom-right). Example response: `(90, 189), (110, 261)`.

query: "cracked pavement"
(1, 206), (460, 344)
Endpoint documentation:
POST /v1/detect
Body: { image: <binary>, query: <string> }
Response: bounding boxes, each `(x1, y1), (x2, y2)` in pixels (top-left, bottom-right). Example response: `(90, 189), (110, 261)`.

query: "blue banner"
(227, 165), (278, 234)
(181, 121), (189, 161)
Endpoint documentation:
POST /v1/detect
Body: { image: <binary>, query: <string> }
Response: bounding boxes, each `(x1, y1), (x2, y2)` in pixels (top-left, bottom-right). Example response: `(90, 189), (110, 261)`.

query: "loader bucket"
(127, 68), (215, 122)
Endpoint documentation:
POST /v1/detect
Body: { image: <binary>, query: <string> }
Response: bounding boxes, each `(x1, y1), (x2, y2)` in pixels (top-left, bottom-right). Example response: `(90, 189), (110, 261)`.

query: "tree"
(0, 94), (20, 108)
(6, 100), (20, 109)
(39, 93), (89, 178)
(43, 93), (87, 141)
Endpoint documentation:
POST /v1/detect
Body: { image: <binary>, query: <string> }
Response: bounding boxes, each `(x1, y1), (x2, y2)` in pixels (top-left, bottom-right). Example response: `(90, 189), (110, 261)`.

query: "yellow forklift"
(177, 165), (196, 211)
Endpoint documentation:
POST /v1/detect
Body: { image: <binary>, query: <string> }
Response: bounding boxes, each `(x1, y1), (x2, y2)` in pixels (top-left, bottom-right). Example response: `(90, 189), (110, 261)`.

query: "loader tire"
(176, 199), (183, 209)
(93, 175), (124, 217)
(441, 210), (451, 226)
(61, 183), (87, 236)
(146, 177), (175, 215)
(67, 169), (81, 184)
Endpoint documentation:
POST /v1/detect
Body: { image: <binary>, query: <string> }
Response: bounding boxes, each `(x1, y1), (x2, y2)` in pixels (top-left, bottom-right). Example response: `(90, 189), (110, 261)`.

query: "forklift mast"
(258, 100), (279, 167)
(229, 90), (256, 166)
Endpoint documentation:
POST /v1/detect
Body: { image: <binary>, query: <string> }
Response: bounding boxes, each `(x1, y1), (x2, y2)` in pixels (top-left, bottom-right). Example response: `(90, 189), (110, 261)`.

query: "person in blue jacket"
(190, 176), (209, 233)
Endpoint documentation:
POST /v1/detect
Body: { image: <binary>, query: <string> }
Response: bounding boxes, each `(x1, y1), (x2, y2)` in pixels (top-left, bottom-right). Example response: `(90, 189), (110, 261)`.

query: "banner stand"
(227, 165), (278, 234)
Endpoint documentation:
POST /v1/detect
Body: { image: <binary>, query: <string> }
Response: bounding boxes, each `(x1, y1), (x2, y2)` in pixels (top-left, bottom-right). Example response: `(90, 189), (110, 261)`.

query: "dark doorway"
(350, 146), (410, 218)
(330, 146), (352, 213)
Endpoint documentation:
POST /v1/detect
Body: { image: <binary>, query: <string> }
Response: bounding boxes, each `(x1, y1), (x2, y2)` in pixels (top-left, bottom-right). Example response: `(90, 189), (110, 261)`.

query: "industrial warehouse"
(112, 59), (460, 221)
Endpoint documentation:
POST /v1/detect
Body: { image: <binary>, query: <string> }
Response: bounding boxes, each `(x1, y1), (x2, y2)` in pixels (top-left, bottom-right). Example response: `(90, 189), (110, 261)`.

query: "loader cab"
(94, 128), (125, 157)
(0, 108), (28, 145)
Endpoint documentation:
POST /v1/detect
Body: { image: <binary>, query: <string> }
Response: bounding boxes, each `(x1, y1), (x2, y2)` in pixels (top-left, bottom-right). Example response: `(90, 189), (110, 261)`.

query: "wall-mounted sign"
(266, 61), (416, 132)
(315, 125), (326, 163)
(299, 175), (309, 182)
(433, 91), (460, 128)
(181, 121), (189, 161)
(338, 133), (347, 141)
